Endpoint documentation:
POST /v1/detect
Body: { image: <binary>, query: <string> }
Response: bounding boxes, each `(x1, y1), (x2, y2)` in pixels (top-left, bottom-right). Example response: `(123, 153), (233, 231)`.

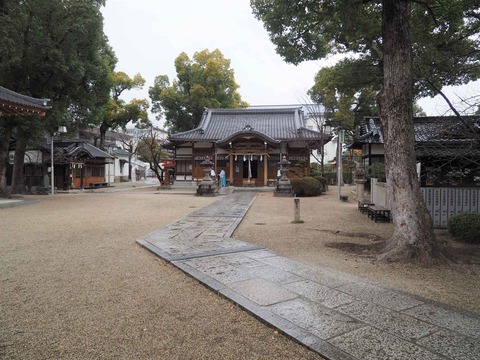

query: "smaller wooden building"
(58, 141), (114, 189)
(351, 116), (480, 187)
(168, 107), (330, 187)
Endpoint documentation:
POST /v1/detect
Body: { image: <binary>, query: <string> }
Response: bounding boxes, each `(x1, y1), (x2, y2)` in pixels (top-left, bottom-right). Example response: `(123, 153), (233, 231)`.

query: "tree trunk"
(0, 126), (13, 192)
(378, 0), (439, 264)
(99, 121), (108, 150)
(11, 136), (27, 194)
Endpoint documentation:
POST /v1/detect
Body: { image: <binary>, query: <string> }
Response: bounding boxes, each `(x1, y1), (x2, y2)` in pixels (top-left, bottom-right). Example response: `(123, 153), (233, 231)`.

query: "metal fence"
(421, 187), (480, 229)
(371, 179), (480, 228)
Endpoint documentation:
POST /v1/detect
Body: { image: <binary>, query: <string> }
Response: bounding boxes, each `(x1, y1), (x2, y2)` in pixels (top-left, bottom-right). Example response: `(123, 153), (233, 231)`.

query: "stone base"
(274, 184), (294, 197)
(196, 183), (218, 196)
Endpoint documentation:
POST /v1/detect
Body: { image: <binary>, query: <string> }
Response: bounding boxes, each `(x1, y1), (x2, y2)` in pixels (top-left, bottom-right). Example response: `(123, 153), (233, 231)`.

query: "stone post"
(294, 198), (301, 222)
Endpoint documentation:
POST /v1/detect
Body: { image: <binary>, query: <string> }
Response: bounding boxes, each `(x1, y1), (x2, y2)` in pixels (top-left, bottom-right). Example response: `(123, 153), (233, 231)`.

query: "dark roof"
(0, 86), (50, 116)
(47, 141), (113, 159)
(353, 116), (480, 143)
(169, 107), (326, 143)
(111, 148), (131, 156)
(66, 142), (113, 159)
(351, 115), (480, 157)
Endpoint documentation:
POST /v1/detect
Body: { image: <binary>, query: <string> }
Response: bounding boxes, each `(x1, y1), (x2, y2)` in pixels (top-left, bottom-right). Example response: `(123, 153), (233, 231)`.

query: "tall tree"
(136, 127), (169, 185)
(308, 61), (379, 130)
(251, 0), (480, 263)
(98, 71), (149, 150)
(149, 49), (248, 133)
(0, 0), (113, 193)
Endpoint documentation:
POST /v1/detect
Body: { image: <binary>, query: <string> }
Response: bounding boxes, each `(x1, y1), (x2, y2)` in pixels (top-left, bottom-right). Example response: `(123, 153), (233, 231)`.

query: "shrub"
(447, 212), (480, 244)
(343, 171), (353, 184)
(313, 176), (328, 192)
(290, 177), (322, 197)
(367, 162), (386, 182)
(323, 172), (337, 185)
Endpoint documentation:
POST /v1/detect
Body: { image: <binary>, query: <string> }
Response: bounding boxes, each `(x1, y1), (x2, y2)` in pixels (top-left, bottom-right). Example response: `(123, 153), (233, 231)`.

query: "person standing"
(220, 169), (226, 187)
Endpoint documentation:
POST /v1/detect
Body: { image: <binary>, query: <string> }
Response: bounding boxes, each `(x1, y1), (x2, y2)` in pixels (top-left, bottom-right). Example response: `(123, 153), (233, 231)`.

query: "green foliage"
(0, 0), (113, 192)
(308, 60), (379, 130)
(99, 71), (150, 149)
(149, 49), (248, 132)
(367, 163), (386, 182)
(251, 1), (480, 99)
(447, 212), (480, 244)
(0, 0), (113, 130)
(290, 177), (323, 197)
(323, 172), (337, 185)
(312, 176), (328, 192)
(310, 162), (321, 176)
(343, 171), (353, 185)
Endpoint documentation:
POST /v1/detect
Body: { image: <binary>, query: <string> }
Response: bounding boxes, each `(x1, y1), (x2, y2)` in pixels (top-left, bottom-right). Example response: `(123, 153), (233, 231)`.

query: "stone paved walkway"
(137, 191), (480, 360)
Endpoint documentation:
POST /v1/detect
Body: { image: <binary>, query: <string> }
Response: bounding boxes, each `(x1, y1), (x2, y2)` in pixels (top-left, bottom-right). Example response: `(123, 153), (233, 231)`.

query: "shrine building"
(167, 107), (330, 187)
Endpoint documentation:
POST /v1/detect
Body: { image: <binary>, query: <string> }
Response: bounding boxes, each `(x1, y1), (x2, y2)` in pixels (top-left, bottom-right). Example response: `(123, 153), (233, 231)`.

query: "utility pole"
(337, 129), (344, 199)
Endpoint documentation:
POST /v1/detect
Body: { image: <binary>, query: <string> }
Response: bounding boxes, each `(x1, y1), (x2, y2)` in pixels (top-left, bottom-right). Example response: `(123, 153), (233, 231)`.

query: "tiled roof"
(351, 115), (480, 157)
(0, 86), (50, 116)
(169, 107), (325, 142)
(64, 142), (113, 159)
(353, 116), (480, 144)
(111, 148), (131, 156)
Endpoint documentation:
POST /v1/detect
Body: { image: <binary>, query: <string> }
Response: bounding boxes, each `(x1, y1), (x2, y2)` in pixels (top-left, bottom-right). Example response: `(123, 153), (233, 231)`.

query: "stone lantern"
(354, 164), (367, 200)
(196, 156), (218, 196)
(274, 155), (294, 197)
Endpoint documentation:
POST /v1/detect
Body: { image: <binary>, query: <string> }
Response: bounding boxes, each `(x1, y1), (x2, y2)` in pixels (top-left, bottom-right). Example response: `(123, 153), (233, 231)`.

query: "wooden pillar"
(213, 143), (217, 174)
(80, 165), (84, 189)
(229, 154), (234, 185)
(264, 153), (268, 186)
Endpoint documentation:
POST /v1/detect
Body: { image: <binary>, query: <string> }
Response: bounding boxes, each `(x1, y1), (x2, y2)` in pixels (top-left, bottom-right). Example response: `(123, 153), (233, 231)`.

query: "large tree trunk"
(378, 0), (438, 264)
(99, 121), (108, 150)
(11, 136), (27, 194)
(0, 125), (13, 192)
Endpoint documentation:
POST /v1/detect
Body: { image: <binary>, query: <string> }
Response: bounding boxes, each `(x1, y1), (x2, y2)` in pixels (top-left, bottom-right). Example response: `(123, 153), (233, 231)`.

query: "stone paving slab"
(229, 278), (299, 306)
(285, 280), (355, 308)
(402, 303), (480, 338)
(336, 301), (439, 341)
(329, 326), (445, 360)
(0, 199), (38, 209)
(136, 191), (480, 360)
(270, 297), (365, 340)
(416, 329), (480, 360)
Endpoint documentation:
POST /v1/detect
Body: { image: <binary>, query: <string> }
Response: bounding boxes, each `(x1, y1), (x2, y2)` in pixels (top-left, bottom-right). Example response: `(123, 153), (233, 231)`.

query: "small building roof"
(168, 107), (326, 144)
(65, 142), (113, 159)
(351, 115), (480, 157)
(0, 86), (50, 116)
(111, 148), (131, 156)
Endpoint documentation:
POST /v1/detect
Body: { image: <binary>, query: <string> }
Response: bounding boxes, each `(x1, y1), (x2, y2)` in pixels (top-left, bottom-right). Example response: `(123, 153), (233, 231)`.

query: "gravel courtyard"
(0, 187), (323, 360)
(1, 183), (478, 359)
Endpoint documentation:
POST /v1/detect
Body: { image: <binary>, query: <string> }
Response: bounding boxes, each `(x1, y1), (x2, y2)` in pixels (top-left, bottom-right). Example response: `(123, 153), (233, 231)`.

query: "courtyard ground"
(0, 186), (323, 360)
(1, 182), (478, 359)
(234, 187), (480, 314)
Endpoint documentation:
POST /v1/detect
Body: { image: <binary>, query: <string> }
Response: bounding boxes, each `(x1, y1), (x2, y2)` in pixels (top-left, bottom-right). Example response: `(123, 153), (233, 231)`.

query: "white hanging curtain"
(248, 157), (252, 179)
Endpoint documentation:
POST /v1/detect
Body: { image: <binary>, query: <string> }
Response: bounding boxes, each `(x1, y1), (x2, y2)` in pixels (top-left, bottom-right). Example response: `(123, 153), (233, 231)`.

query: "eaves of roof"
(353, 116), (480, 145)
(65, 142), (113, 159)
(0, 86), (50, 116)
(168, 107), (326, 143)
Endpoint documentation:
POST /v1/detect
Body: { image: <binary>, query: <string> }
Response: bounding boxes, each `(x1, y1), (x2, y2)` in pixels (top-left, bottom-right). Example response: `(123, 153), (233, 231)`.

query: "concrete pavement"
(137, 190), (480, 360)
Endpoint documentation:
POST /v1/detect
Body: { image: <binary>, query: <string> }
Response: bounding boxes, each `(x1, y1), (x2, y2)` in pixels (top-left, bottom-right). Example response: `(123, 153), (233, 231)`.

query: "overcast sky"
(101, 0), (479, 125)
